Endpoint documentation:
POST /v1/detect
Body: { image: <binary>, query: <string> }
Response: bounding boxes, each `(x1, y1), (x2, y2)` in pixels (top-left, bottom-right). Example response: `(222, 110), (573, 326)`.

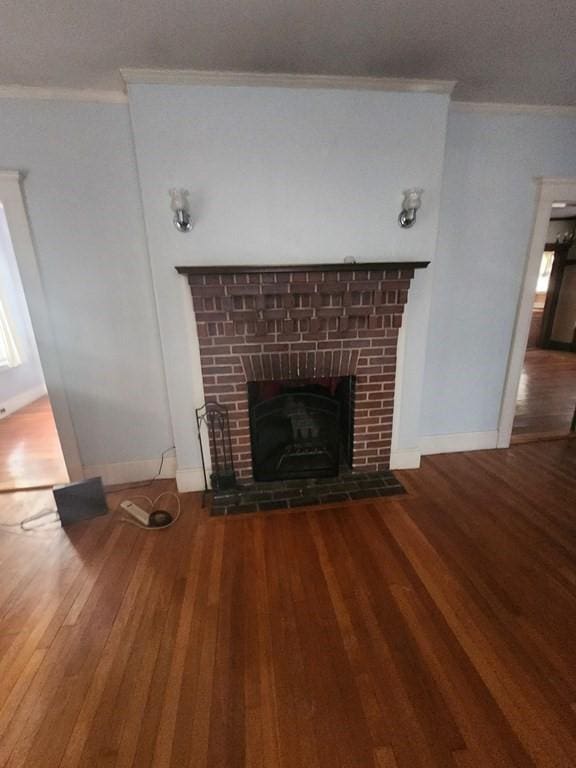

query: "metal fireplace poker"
(195, 402), (237, 501)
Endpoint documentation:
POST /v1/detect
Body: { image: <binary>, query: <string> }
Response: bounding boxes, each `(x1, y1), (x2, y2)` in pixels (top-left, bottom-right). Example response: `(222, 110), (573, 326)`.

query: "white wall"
(0, 99), (172, 468)
(128, 85), (451, 482)
(0, 204), (46, 412)
(421, 110), (576, 439)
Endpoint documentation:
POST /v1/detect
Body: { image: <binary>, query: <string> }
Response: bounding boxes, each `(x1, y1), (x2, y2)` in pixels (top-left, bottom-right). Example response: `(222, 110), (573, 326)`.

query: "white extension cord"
(0, 508), (59, 531)
(0, 491), (181, 534)
(117, 491), (181, 530)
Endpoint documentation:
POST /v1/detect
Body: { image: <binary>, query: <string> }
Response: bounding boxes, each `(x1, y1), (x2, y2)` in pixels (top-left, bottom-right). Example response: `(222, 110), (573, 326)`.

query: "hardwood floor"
(513, 349), (576, 439)
(1, 440), (576, 767)
(0, 396), (68, 491)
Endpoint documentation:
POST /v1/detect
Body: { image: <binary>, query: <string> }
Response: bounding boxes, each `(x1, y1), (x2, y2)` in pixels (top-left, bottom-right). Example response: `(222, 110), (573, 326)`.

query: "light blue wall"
(128, 85), (451, 470)
(421, 110), (576, 437)
(1, 92), (574, 471)
(0, 99), (172, 465)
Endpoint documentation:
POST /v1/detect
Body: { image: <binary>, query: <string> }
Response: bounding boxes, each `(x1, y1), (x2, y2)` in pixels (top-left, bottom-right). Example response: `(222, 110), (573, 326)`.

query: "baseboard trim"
(81, 457), (205, 492)
(83, 454), (176, 487)
(175, 467), (206, 493)
(84, 431), (499, 490)
(0, 384), (47, 418)
(420, 430), (499, 456)
(390, 449), (422, 470)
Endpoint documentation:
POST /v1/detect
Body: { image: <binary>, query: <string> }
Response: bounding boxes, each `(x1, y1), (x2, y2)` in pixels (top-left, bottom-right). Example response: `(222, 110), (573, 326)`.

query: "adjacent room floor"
(0, 396), (68, 491)
(0, 440), (575, 767)
(512, 348), (576, 439)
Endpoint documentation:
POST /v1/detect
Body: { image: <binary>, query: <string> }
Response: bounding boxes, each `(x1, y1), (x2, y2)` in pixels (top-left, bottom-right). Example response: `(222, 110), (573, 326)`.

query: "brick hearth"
(178, 262), (426, 482)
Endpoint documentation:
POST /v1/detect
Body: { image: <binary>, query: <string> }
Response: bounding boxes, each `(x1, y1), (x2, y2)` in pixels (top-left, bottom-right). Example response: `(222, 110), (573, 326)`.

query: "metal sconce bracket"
(398, 188), (423, 229)
(173, 208), (192, 233)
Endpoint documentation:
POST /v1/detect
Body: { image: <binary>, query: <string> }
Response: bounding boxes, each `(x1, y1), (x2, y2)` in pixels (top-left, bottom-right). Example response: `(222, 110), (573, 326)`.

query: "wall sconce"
(169, 188), (193, 233)
(398, 188), (423, 229)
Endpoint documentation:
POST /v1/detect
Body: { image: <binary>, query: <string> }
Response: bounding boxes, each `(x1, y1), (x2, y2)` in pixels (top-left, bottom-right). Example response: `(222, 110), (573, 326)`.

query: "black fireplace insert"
(248, 377), (355, 482)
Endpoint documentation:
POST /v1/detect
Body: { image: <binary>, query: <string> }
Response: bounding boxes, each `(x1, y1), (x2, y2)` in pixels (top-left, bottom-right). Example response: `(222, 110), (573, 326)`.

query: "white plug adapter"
(120, 500), (151, 526)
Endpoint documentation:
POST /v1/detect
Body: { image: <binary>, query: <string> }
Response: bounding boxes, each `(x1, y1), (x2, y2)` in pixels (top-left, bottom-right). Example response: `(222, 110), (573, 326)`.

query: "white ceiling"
(1, 0), (575, 105)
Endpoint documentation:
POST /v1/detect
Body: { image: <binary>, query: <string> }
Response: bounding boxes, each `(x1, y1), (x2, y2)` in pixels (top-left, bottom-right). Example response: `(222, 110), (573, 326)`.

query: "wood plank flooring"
(0, 396), (68, 491)
(513, 349), (576, 439)
(0, 440), (576, 767)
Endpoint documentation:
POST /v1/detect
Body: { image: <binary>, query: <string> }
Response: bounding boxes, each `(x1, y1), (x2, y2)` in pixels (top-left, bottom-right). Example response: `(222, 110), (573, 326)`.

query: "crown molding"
(0, 84), (127, 104)
(0, 170), (23, 181)
(535, 176), (576, 184)
(451, 100), (576, 117)
(121, 67), (456, 95)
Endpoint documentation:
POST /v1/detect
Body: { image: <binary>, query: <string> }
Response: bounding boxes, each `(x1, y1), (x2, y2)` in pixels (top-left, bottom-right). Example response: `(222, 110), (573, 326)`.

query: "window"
(536, 250), (554, 294)
(0, 297), (21, 369)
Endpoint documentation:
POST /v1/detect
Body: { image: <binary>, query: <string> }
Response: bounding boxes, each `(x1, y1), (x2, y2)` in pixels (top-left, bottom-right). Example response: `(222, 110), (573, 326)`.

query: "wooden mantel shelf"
(176, 261), (429, 276)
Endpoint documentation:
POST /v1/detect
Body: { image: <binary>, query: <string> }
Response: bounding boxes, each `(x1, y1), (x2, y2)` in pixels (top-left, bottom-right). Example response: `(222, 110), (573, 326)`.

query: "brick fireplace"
(177, 262), (427, 485)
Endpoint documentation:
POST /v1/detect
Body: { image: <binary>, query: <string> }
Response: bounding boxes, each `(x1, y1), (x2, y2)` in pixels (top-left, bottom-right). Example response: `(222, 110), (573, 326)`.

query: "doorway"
(512, 213), (576, 440)
(0, 202), (68, 490)
(0, 171), (83, 489)
(499, 178), (576, 447)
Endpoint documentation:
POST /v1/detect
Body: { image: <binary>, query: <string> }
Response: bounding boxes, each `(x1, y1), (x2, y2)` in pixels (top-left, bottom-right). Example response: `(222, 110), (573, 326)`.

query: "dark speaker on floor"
(53, 477), (108, 527)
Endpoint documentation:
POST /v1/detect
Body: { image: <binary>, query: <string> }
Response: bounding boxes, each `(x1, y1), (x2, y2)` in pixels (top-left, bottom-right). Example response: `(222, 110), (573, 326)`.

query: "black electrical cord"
(0, 446), (176, 532)
(108, 445), (176, 492)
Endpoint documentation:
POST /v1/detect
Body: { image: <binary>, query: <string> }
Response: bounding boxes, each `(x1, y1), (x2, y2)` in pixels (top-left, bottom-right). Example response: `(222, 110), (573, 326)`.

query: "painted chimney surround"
(177, 262), (428, 484)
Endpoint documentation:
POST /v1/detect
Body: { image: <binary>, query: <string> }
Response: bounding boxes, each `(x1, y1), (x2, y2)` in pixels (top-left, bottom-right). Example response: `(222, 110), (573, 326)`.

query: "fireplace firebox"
(177, 261), (428, 485)
(248, 376), (354, 481)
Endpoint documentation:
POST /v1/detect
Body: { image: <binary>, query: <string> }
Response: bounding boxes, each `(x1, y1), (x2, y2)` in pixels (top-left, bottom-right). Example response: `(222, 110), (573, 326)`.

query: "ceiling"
(0, 0), (575, 105)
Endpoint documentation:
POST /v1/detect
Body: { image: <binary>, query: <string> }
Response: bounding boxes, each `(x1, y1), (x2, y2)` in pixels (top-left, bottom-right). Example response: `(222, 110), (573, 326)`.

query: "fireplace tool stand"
(195, 402), (237, 507)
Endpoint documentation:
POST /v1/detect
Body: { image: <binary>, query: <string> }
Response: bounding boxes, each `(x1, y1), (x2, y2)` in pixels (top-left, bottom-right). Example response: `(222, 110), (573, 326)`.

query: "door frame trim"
(0, 170), (84, 481)
(497, 177), (576, 447)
